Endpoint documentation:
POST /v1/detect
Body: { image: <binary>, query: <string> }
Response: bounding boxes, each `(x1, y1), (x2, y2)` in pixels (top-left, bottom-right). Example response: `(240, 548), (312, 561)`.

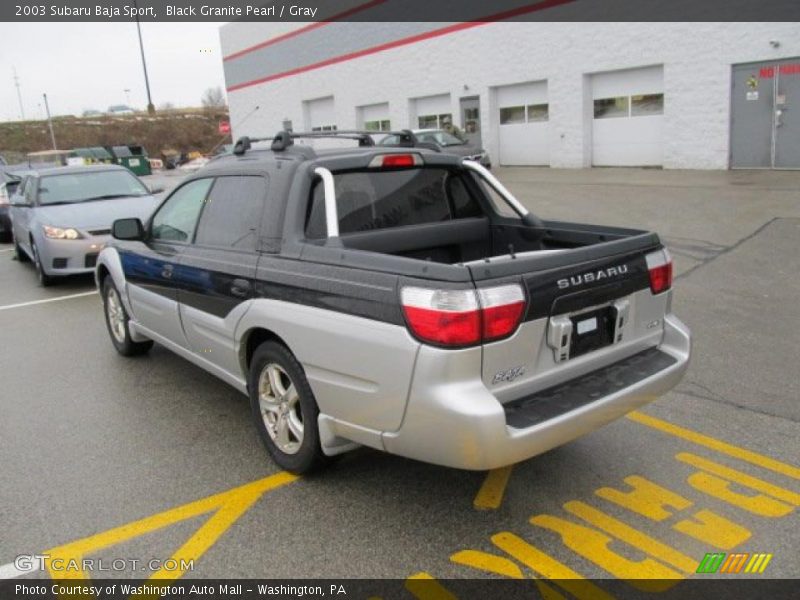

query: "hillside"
(0, 108), (230, 162)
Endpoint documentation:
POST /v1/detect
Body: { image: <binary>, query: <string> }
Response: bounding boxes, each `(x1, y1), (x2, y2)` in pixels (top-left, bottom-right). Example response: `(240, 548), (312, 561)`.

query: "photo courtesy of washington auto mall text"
(1, 1), (799, 599)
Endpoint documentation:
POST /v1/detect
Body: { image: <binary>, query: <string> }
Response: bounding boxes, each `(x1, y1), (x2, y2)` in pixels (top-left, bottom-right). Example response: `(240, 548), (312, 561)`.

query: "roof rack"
(233, 129), (415, 155)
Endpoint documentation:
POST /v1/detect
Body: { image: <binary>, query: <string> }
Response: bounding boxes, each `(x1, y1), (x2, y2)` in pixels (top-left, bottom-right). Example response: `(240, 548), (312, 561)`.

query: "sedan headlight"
(43, 225), (82, 240)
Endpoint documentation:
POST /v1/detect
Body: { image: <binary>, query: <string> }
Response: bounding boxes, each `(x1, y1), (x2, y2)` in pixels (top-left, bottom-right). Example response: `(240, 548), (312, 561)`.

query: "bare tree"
(201, 86), (226, 109)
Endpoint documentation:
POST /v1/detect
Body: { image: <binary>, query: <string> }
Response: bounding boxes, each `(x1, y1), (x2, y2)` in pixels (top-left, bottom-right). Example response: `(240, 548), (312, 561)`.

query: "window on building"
(499, 106), (526, 124)
(594, 97), (630, 119)
(194, 176), (268, 250)
(364, 119), (392, 131)
(311, 124), (338, 132)
(631, 93), (664, 116)
(527, 103), (549, 122)
(417, 113), (452, 129)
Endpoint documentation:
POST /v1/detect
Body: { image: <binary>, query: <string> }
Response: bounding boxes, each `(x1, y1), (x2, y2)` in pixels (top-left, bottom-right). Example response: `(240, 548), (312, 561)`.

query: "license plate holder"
(569, 305), (617, 359)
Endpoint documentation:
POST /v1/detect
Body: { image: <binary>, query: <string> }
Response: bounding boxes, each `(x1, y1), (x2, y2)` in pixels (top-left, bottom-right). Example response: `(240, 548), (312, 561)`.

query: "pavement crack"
(674, 385), (800, 423)
(675, 217), (780, 280)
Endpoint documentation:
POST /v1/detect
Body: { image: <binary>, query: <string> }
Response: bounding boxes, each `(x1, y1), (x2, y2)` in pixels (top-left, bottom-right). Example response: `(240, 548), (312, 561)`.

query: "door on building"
(460, 96), (481, 147)
(731, 58), (800, 169)
(496, 81), (549, 166)
(591, 65), (664, 167)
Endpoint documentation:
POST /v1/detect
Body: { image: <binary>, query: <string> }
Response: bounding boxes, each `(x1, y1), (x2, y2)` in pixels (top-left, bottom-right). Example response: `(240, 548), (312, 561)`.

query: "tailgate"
(469, 235), (671, 403)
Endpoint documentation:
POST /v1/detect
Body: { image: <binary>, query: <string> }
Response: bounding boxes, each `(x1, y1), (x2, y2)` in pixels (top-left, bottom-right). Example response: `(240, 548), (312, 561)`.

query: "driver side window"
(151, 178), (213, 242)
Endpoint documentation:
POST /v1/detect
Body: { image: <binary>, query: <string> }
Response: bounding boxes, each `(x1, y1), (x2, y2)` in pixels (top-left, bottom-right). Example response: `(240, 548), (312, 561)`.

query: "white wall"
(222, 22), (800, 169)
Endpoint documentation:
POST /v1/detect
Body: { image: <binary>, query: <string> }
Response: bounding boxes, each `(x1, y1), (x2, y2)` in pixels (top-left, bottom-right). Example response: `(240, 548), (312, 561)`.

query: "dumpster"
(108, 145), (152, 176)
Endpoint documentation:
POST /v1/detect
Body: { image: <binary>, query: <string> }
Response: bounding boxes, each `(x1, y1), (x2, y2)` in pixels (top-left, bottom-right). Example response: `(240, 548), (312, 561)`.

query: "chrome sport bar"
(314, 167), (339, 238)
(461, 159), (544, 229)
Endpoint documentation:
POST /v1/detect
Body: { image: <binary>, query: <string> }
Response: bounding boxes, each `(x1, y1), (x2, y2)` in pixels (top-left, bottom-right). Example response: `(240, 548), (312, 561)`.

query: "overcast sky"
(0, 22), (227, 121)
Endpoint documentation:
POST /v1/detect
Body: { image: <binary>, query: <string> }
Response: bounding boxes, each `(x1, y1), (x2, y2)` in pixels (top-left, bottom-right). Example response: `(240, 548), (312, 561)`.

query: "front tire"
(30, 240), (53, 286)
(103, 277), (153, 356)
(248, 341), (327, 474)
(13, 235), (29, 262)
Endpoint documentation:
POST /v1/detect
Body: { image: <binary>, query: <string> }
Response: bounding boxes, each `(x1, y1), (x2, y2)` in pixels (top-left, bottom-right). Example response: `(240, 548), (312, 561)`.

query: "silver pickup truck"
(95, 130), (691, 474)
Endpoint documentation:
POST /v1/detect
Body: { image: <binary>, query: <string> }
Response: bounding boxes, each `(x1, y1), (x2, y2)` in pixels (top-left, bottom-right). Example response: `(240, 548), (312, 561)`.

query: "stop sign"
(218, 121), (231, 134)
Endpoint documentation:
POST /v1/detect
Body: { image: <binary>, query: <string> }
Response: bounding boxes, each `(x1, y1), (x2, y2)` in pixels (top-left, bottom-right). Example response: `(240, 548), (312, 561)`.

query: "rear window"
(305, 168), (483, 238)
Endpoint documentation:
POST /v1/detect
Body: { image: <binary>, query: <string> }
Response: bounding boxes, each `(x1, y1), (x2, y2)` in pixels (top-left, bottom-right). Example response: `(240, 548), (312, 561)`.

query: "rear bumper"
(382, 314), (690, 470)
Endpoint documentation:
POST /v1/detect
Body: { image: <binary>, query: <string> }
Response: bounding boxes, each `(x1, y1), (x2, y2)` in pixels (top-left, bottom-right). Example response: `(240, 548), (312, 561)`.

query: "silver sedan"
(9, 164), (160, 286)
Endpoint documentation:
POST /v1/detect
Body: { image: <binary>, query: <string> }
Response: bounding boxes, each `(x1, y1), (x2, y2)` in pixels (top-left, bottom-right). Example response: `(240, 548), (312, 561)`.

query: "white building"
(220, 22), (800, 169)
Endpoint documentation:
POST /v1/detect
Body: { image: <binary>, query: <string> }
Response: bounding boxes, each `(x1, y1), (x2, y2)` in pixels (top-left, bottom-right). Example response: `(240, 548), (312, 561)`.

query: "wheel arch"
(240, 327), (293, 376)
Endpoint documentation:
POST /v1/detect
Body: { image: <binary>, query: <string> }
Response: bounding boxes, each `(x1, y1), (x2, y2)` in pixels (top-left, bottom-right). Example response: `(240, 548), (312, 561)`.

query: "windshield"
(416, 130), (465, 146)
(38, 170), (149, 205)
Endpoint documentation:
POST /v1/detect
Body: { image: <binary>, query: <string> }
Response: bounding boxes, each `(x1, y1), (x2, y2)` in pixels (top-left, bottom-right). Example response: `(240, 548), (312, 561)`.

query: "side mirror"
(148, 185), (165, 194)
(112, 218), (146, 241)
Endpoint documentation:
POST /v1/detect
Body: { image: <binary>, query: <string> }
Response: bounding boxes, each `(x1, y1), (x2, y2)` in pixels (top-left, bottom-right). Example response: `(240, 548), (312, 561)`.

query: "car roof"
(29, 164), (129, 177)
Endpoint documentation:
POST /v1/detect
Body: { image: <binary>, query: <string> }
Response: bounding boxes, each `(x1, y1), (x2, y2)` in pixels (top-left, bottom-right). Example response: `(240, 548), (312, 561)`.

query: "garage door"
(357, 102), (391, 131)
(592, 66), (664, 166)
(305, 96), (336, 131)
(496, 81), (549, 166)
(412, 94), (452, 129)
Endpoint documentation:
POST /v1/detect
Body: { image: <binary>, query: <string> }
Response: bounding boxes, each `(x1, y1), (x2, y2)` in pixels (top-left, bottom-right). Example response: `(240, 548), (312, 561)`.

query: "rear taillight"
(401, 284), (525, 347)
(477, 285), (526, 341)
(646, 249), (673, 294)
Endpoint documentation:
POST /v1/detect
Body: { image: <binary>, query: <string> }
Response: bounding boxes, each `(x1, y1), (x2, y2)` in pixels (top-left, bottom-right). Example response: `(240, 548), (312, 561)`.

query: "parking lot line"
(0, 291), (98, 312)
(44, 472), (298, 581)
(474, 465), (514, 510)
(627, 410), (800, 480)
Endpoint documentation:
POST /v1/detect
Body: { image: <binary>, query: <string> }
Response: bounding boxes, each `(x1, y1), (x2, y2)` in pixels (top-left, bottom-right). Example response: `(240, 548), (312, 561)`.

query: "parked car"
(96, 130), (690, 474)
(9, 164), (160, 285)
(378, 128), (492, 168)
(0, 172), (24, 242)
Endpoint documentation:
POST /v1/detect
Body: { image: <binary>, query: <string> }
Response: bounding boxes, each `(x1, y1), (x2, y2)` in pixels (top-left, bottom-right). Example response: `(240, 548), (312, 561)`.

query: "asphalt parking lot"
(1, 167), (798, 592)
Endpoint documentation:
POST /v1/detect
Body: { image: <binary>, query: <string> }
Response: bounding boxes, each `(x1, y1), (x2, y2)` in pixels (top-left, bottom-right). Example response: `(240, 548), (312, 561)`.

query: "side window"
(194, 176), (268, 249)
(151, 178), (213, 242)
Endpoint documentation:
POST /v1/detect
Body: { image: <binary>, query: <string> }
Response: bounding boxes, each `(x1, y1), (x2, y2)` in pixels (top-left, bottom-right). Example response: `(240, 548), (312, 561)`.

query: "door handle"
(161, 264), (174, 279)
(230, 278), (251, 298)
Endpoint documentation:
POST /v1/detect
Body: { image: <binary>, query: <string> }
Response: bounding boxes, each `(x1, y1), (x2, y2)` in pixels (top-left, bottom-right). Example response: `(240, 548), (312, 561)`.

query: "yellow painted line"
(627, 411), (800, 480)
(45, 472), (298, 583)
(595, 475), (693, 521)
(474, 465), (514, 510)
(405, 573), (458, 600)
(677, 453), (800, 506)
(673, 509), (751, 550)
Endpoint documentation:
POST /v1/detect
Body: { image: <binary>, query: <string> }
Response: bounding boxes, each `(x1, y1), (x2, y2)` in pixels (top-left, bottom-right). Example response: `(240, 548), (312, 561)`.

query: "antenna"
(13, 67), (24, 120)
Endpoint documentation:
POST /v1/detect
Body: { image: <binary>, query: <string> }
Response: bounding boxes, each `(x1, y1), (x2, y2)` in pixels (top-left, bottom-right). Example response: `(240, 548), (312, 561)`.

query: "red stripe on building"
(222, 0), (389, 62)
(226, 0), (577, 92)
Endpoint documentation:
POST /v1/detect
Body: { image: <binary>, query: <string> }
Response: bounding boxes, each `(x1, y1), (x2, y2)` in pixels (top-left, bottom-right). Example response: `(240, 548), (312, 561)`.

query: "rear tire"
(102, 277), (153, 356)
(248, 341), (328, 474)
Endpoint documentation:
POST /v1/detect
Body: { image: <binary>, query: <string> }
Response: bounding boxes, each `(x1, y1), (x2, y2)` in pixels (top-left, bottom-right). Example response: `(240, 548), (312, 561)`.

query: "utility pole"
(13, 67), (25, 120)
(42, 93), (57, 150)
(133, 0), (155, 115)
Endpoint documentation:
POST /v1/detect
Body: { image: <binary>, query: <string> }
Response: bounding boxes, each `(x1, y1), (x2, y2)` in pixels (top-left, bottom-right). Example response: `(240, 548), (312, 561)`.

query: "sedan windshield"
(38, 170), (149, 205)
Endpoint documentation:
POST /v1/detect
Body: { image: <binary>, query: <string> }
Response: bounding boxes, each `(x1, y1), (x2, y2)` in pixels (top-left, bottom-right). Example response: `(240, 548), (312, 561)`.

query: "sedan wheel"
(31, 241), (53, 287)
